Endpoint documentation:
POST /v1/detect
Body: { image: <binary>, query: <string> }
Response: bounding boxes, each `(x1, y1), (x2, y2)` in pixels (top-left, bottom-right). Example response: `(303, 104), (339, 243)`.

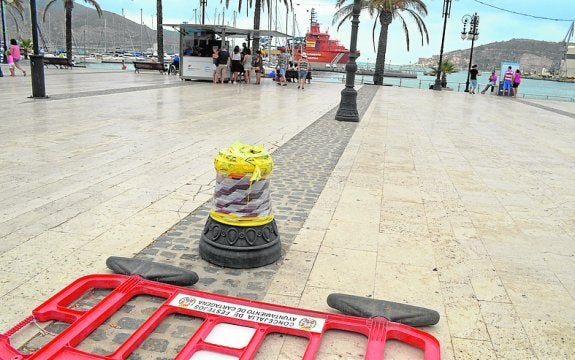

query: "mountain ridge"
(3, 0), (179, 52)
(416, 38), (565, 73)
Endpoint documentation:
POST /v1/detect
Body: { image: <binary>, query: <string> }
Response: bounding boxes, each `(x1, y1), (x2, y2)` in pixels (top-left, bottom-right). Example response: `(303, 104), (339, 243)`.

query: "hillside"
(417, 39), (565, 73)
(2, 0), (179, 53)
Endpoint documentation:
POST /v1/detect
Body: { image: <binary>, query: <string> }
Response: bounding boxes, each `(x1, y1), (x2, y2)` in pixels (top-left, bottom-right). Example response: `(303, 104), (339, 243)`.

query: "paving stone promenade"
(0, 67), (574, 359)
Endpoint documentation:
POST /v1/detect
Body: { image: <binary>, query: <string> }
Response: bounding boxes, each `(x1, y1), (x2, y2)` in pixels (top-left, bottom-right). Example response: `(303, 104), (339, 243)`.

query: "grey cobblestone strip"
(29, 82), (188, 102)
(135, 85), (378, 300)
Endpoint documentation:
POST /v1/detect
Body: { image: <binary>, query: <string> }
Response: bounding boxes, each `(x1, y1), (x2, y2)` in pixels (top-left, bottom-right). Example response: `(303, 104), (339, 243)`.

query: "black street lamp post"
(433, 0), (452, 90)
(461, 13), (479, 93)
(29, 0), (46, 98)
(1, 0), (6, 64)
(335, 0), (361, 122)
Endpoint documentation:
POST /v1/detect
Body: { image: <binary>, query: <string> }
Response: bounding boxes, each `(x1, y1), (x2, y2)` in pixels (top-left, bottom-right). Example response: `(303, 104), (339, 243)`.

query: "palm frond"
(42, 0), (60, 22)
(82, 0), (103, 17)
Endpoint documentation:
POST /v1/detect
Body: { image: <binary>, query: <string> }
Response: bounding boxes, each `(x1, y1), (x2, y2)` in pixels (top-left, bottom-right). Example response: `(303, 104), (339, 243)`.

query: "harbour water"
(84, 62), (574, 102)
(315, 69), (575, 102)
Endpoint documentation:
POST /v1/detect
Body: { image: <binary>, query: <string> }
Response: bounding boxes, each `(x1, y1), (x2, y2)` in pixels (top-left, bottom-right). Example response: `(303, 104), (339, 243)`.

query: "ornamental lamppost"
(335, 0), (361, 122)
(433, 0), (452, 90)
(461, 13), (479, 92)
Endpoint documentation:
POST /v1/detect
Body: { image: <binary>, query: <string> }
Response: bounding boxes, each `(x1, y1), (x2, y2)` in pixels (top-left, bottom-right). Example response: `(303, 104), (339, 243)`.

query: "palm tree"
(19, 38), (31, 59)
(1, 0), (24, 60)
(156, 0), (163, 65)
(334, 0), (429, 85)
(2, 0), (24, 33)
(222, 0), (291, 53)
(42, 0), (102, 63)
(429, 59), (456, 88)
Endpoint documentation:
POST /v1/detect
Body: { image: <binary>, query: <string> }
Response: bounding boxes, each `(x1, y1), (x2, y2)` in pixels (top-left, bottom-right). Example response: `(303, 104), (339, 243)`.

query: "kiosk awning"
(162, 23), (291, 39)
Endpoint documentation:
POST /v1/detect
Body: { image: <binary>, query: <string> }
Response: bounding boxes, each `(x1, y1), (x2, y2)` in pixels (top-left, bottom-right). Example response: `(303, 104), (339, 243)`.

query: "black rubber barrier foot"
(106, 256), (199, 286)
(327, 293), (440, 327)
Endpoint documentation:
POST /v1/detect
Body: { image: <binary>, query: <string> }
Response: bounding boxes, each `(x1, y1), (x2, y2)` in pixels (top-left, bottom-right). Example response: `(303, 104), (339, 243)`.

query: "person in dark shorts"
(215, 47), (230, 84)
(252, 50), (263, 85)
(230, 45), (242, 83)
(512, 69), (521, 97)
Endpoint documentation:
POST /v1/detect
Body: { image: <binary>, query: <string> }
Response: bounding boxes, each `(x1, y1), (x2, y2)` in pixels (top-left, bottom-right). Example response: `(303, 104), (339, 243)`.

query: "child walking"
(6, 49), (15, 77)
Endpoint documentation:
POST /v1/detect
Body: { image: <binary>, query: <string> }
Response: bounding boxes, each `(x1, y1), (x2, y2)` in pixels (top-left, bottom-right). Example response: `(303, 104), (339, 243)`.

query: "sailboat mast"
(104, 18), (107, 53)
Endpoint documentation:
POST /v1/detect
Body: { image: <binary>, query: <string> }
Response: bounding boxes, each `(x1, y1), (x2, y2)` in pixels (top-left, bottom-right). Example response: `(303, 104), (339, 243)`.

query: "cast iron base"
(199, 216), (281, 268)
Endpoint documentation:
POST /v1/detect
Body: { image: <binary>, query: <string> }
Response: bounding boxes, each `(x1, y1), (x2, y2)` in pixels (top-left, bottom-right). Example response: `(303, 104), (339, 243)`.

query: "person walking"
(276, 48), (288, 86)
(6, 49), (15, 76)
(252, 50), (263, 85)
(242, 48), (252, 84)
(9, 39), (26, 76)
(297, 52), (310, 90)
(469, 64), (479, 94)
(512, 69), (521, 97)
(481, 70), (497, 94)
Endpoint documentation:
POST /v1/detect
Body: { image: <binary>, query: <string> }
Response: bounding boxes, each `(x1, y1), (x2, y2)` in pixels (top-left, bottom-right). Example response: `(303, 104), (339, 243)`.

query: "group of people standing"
(502, 66), (521, 97)
(274, 48), (310, 89)
(468, 64), (521, 97)
(1, 39), (26, 77)
(212, 43), (263, 85)
(211, 44), (310, 88)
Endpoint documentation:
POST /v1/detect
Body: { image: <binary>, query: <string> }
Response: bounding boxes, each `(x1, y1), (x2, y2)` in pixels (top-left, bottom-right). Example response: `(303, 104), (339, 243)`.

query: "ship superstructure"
(294, 8), (357, 69)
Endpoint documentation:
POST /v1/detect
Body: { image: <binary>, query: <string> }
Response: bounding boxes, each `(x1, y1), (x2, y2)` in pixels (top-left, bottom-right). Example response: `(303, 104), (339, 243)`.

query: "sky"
(91, 0), (574, 65)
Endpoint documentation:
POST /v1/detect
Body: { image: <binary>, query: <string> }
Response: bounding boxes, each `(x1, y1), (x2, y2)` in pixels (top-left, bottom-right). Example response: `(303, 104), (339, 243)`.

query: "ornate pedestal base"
(199, 217), (281, 268)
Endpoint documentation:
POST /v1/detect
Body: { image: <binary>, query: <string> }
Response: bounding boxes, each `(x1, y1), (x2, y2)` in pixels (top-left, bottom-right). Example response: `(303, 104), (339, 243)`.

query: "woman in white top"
(230, 45), (242, 83)
(242, 48), (253, 84)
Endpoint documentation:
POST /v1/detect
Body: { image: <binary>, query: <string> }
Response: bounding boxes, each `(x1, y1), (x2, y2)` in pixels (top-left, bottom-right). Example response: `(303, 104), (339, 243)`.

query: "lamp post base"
(199, 217), (281, 268)
(29, 54), (47, 98)
(335, 87), (359, 122)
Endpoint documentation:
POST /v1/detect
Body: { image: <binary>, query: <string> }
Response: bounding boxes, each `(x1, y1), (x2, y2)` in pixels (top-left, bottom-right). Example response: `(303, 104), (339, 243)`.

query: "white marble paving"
(2, 68), (575, 359)
(270, 87), (575, 359)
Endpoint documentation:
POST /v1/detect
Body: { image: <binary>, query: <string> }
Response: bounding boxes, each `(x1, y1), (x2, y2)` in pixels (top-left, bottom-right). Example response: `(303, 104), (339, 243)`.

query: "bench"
(43, 57), (73, 69)
(133, 61), (167, 74)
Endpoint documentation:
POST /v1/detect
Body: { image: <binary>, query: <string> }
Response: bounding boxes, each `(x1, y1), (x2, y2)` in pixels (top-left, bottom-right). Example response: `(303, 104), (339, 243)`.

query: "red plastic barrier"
(0, 274), (440, 359)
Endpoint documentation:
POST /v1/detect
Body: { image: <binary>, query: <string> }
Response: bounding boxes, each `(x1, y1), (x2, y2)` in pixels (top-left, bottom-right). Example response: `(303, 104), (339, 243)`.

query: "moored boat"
(294, 8), (359, 69)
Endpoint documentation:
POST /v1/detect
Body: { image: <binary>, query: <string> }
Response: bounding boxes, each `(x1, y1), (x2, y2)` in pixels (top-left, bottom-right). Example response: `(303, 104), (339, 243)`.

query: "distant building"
(560, 45), (575, 77)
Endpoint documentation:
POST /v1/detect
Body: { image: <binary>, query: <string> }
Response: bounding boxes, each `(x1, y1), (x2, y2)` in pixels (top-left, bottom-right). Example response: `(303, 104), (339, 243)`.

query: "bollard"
(199, 142), (281, 268)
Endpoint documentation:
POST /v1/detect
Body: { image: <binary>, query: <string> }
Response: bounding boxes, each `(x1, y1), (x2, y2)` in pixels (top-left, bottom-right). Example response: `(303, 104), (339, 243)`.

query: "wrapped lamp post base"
(199, 216), (281, 268)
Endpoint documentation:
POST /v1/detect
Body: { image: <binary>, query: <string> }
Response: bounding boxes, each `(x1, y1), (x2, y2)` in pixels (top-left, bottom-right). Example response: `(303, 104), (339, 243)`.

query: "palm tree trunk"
(373, 11), (392, 86)
(65, 1), (73, 63)
(156, 0), (164, 64)
(252, 0), (262, 53)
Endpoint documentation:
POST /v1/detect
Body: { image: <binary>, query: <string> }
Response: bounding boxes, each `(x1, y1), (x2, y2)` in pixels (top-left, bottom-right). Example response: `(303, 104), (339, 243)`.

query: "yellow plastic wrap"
(214, 142), (274, 181)
(211, 142), (274, 227)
